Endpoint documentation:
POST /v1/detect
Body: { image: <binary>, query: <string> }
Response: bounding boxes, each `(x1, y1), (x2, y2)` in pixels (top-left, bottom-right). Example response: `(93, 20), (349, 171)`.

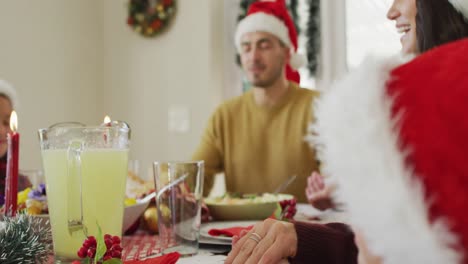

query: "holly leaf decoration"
(273, 202), (282, 220)
(94, 224), (107, 262)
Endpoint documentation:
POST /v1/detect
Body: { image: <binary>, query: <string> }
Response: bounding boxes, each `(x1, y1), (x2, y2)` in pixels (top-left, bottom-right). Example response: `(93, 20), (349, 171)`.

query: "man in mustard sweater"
(192, 0), (319, 202)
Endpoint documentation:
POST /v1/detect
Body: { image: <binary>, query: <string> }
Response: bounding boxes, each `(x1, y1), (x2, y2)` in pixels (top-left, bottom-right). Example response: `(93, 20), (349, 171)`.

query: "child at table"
(0, 79), (31, 205)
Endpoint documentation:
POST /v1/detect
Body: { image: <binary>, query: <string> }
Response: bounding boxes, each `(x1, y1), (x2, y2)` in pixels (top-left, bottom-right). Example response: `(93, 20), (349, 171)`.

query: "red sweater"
(291, 221), (358, 264)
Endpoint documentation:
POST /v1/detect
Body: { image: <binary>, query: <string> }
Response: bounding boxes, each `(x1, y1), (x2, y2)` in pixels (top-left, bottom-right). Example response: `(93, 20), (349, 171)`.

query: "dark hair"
(416, 0), (468, 52)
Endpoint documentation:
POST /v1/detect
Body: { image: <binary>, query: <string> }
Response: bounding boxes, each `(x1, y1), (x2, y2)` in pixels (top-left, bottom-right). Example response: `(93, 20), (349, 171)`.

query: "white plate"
(0, 200), (150, 234)
(199, 235), (232, 245)
(122, 200), (150, 233)
(199, 220), (259, 243)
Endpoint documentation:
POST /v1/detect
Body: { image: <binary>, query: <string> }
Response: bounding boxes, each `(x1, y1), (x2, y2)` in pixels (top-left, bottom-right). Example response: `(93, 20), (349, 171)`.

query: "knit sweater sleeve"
(192, 107), (225, 197)
(290, 221), (358, 264)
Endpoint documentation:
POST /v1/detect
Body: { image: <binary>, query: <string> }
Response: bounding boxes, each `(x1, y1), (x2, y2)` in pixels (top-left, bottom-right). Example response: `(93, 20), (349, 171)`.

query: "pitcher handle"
(67, 140), (86, 235)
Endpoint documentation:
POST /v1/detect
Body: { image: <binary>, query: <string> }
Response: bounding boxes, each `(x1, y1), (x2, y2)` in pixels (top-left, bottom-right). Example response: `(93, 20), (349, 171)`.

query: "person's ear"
(284, 47), (292, 63)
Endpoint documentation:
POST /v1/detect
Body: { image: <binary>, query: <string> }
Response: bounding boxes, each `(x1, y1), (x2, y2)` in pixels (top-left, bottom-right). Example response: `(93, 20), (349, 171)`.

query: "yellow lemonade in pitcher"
(42, 148), (129, 260)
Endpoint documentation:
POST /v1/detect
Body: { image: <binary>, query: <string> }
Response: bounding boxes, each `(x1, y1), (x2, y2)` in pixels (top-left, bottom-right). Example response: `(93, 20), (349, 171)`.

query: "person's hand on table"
(305, 171), (336, 211)
(201, 200), (211, 223)
(225, 218), (297, 264)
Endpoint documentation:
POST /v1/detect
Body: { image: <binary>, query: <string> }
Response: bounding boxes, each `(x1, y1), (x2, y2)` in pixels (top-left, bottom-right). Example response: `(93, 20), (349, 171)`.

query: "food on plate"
(21, 184), (48, 215)
(205, 192), (293, 205)
(204, 193), (297, 221)
(126, 171), (154, 199)
(124, 197), (137, 207)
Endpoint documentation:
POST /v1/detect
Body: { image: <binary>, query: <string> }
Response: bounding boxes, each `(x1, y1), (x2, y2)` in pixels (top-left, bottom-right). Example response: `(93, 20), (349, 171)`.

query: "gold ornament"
(142, 205), (159, 233)
(157, 4), (164, 12)
(135, 13), (145, 22)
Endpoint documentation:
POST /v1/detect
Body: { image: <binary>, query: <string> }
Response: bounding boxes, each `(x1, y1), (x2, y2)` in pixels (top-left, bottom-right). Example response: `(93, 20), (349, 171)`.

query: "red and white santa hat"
(312, 38), (468, 263)
(235, 0), (306, 84)
(0, 79), (18, 109)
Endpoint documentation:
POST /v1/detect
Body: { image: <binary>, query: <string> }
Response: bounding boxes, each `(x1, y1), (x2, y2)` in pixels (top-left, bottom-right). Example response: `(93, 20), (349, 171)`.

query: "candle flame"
(10, 111), (17, 132)
(104, 115), (111, 124)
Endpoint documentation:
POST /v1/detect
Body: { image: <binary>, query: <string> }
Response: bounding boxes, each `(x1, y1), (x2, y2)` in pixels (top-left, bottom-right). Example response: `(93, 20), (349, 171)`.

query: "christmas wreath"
(127, 0), (176, 37)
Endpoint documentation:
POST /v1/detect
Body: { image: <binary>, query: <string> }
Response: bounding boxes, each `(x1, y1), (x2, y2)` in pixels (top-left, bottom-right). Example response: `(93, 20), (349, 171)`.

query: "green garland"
(306, 0), (320, 76)
(0, 214), (52, 263)
(127, 0), (177, 37)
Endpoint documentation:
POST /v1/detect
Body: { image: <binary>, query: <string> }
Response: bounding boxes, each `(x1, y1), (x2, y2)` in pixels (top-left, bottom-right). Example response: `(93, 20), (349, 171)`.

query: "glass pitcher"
(38, 125), (130, 262)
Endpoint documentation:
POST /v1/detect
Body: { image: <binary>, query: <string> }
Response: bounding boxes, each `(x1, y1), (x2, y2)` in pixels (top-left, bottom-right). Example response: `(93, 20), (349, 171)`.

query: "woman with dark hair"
(415, 0), (468, 52)
(225, 0), (468, 263)
(0, 80), (30, 205)
(307, 0), (468, 212)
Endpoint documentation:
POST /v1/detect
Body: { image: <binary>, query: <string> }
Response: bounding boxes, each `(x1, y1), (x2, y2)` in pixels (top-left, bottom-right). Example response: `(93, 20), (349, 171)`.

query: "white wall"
(1, 0), (366, 178)
(100, 0), (224, 178)
(0, 0), (225, 178)
(0, 0), (101, 171)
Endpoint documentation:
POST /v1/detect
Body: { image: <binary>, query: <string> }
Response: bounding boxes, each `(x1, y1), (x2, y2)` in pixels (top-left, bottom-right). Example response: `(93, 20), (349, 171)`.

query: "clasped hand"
(225, 218), (298, 264)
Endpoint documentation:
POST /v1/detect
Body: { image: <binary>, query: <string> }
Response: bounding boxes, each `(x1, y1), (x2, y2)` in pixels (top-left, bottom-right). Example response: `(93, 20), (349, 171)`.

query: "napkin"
(208, 225), (253, 237)
(124, 252), (180, 264)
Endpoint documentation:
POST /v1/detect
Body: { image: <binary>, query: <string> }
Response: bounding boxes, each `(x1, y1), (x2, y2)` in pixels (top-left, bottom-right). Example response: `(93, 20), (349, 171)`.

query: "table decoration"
(4, 110), (19, 216)
(127, 0), (176, 37)
(0, 214), (52, 263)
(76, 225), (123, 263)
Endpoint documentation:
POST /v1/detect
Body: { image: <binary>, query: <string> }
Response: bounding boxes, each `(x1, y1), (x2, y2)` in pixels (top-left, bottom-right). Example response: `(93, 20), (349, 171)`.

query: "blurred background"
(0, 0), (400, 180)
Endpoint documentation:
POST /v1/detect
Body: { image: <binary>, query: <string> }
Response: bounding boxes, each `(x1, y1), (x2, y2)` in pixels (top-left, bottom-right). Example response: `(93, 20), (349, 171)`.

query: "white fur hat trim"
(310, 54), (462, 264)
(0, 79), (18, 109)
(235, 12), (291, 51)
(235, 12), (305, 69)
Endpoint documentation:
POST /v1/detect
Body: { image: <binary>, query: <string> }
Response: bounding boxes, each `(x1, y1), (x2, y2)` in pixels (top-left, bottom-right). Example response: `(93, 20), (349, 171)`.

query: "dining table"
(119, 203), (348, 263)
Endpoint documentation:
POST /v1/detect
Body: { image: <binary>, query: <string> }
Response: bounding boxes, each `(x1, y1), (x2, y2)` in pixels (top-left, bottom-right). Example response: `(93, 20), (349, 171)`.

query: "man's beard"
(248, 64), (284, 88)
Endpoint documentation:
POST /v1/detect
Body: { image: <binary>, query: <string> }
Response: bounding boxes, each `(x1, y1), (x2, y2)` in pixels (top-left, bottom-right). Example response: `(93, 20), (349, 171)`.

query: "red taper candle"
(5, 110), (19, 217)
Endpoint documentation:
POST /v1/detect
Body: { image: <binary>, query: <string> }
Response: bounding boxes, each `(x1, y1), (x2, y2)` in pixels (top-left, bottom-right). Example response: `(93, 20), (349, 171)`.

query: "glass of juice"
(38, 125), (130, 263)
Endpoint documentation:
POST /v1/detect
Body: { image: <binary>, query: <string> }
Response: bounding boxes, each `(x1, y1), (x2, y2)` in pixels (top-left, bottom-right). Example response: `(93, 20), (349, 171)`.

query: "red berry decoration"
(77, 233), (123, 263)
(279, 198), (297, 221)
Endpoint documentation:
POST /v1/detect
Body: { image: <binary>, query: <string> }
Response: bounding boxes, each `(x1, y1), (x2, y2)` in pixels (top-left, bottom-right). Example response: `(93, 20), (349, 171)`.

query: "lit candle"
(4, 110), (19, 217)
(103, 115), (111, 126)
(103, 115), (111, 143)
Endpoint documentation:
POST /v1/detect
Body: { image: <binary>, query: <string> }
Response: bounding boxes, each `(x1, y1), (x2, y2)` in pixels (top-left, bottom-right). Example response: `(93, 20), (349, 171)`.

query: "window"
(346, 0), (401, 69)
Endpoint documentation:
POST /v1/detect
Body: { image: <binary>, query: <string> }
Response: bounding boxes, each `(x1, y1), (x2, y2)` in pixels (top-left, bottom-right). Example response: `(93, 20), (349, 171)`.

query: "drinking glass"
(153, 161), (204, 257)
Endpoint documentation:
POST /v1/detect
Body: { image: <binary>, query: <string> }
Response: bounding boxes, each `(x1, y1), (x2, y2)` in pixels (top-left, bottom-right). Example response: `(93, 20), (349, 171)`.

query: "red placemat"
(122, 233), (162, 261)
(208, 225), (254, 237)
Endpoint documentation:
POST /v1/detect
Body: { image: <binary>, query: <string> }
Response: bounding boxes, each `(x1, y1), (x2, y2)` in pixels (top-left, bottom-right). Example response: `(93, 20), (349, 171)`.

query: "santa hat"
(449, 0), (468, 19)
(312, 38), (468, 263)
(0, 79), (18, 109)
(235, 0), (306, 84)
